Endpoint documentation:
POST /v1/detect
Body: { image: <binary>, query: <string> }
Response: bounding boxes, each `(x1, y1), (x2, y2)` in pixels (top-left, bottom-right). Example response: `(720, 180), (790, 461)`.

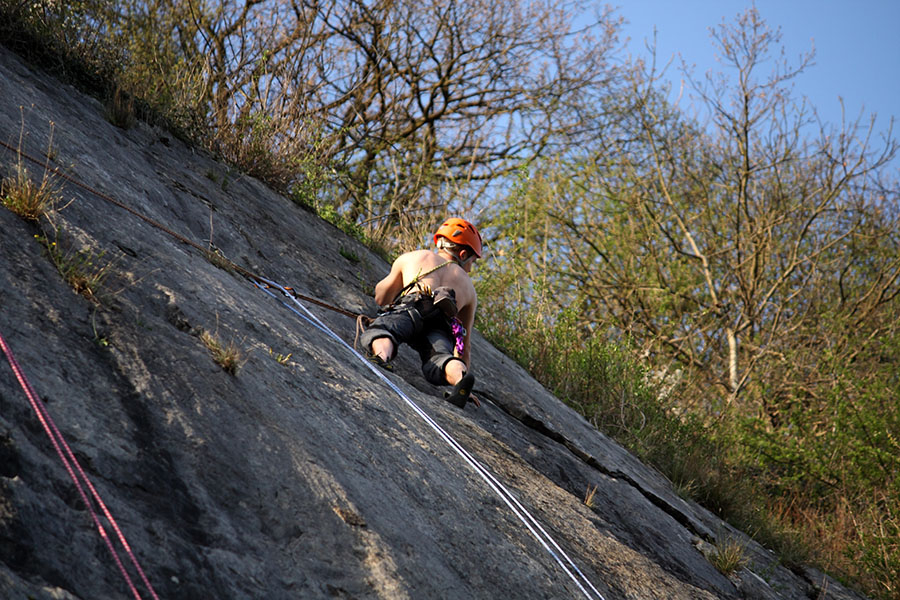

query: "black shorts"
(360, 295), (458, 385)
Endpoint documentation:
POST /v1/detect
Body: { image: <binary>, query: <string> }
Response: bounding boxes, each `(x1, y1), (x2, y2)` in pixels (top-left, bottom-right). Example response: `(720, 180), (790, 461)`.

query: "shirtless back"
(373, 248), (478, 367)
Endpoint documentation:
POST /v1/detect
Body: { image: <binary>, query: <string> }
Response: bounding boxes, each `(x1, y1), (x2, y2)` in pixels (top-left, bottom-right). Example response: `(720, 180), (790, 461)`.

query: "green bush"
(477, 297), (726, 505)
(477, 284), (899, 597)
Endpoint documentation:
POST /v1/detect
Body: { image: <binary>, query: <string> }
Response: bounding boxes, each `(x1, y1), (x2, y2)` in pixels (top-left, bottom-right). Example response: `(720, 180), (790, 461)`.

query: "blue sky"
(612, 1), (899, 167)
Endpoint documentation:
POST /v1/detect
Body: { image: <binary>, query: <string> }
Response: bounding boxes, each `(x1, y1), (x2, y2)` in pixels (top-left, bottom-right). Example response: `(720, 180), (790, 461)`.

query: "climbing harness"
(355, 260), (460, 355)
(0, 329), (160, 600)
(255, 276), (606, 600)
(2, 136), (606, 599)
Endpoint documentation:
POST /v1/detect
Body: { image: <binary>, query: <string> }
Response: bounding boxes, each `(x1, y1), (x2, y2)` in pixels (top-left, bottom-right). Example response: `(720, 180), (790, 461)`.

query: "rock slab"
(0, 46), (867, 600)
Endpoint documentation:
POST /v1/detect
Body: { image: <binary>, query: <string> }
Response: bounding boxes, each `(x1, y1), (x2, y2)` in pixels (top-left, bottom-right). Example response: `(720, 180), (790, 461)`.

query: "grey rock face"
(0, 46), (866, 600)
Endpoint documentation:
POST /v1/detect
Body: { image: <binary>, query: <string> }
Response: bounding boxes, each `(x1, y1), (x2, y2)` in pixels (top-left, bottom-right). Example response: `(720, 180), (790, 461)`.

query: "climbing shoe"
(367, 353), (394, 372)
(444, 372), (475, 408)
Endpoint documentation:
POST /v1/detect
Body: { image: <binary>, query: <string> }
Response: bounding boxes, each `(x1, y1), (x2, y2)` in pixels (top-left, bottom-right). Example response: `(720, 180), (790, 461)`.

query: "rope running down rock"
(0, 139), (362, 320)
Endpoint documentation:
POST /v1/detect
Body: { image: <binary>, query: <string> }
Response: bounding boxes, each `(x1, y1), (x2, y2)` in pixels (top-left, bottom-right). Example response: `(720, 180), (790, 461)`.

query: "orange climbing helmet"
(434, 217), (483, 258)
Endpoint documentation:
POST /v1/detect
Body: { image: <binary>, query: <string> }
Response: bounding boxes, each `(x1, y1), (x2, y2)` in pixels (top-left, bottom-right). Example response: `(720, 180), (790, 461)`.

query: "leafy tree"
(478, 9), (900, 596)
(10, 0), (628, 245)
(493, 8), (898, 415)
(307, 0), (627, 241)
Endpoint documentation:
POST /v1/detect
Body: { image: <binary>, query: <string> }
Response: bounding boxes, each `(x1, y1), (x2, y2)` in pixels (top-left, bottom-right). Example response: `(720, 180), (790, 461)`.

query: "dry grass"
(105, 85), (136, 129)
(37, 233), (113, 303)
(762, 492), (899, 598)
(1, 161), (58, 221)
(710, 536), (749, 576)
(200, 329), (242, 374)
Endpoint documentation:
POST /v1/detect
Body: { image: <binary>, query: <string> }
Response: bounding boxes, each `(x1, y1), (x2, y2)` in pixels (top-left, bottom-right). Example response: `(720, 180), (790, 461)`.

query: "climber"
(360, 217), (482, 408)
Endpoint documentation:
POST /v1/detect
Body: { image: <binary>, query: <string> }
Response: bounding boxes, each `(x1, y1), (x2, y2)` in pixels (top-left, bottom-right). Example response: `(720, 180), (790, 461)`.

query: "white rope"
(255, 278), (606, 600)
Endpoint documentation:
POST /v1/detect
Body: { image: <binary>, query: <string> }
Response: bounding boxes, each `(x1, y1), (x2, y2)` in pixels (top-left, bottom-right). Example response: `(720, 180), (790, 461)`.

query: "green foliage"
(476, 275), (723, 502)
(0, 0), (335, 198)
(479, 280), (900, 597)
(474, 9), (898, 597)
(287, 145), (336, 208)
(730, 327), (900, 593)
(0, 0), (121, 97)
(339, 246), (360, 263)
(477, 149), (898, 596)
(854, 494), (900, 597)
(309, 201), (365, 241)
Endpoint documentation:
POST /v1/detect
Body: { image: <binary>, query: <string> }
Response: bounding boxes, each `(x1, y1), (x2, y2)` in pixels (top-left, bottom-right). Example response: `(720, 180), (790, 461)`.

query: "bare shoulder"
(395, 249), (434, 266)
(397, 249), (444, 275)
(449, 264), (477, 305)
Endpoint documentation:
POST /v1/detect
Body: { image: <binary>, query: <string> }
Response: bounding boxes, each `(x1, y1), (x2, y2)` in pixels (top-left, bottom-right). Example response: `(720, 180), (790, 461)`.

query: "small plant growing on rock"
(205, 248), (234, 273)
(105, 86), (136, 129)
(36, 232), (113, 303)
(583, 485), (598, 509)
(268, 347), (292, 365)
(1, 160), (59, 221)
(339, 246), (359, 263)
(710, 536), (749, 576)
(2, 116), (62, 221)
(200, 329), (242, 374)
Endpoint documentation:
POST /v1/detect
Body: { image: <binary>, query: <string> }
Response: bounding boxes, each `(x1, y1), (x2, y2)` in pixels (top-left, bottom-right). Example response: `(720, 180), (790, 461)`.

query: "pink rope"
(0, 329), (159, 600)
